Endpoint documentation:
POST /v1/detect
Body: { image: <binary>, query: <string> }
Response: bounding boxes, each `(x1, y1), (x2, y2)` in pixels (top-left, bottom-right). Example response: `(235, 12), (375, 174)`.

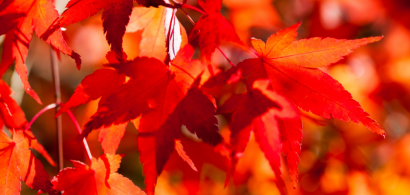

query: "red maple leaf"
(220, 79), (299, 193)
(0, 80), (27, 129)
(51, 154), (145, 195)
(55, 67), (127, 154)
(0, 0), (81, 104)
(189, 0), (244, 62)
(163, 136), (229, 194)
(63, 45), (222, 193)
(233, 22), (385, 186)
(0, 80), (56, 167)
(60, 0), (135, 62)
(277, 118), (302, 187)
(0, 130), (56, 195)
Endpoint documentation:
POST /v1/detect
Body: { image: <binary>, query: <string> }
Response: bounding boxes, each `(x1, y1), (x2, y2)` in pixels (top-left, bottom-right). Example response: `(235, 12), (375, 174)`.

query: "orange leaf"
(126, 6), (187, 61)
(256, 23), (383, 68)
(174, 139), (197, 172)
(68, 45), (222, 194)
(126, 6), (167, 61)
(60, 0), (133, 62)
(0, 80), (27, 129)
(221, 79), (299, 193)
(0, 80), (57, 167)
(57, 68), (126, 117)
(0, 130), (56, 195)
(278, 118), (302, 187)
(189, 0), (244, 62)
(52, 154), (145, 195)
(226, 23), (385, 189)
(0, 0), (81, 103)
(238, 23), (385, 136)
(98, 123), (128, 154)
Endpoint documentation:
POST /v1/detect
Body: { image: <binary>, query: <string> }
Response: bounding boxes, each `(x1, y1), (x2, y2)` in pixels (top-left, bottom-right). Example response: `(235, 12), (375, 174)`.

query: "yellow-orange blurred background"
(1, 0), (410, 194)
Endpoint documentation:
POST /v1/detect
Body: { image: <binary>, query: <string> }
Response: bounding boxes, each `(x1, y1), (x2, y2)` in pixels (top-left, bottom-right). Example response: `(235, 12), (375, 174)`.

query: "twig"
(215, 45), (234, 66)
(165, 8), (177, 65)
(180, 8), (234, 66)
(50, 47), (64, 173)
(66, 110), (92, 162)
(180, 8), (195, 26)
(180, 7), (258, 59)
(24, 102), (92, 163)
(24, 103), (56, 132)
(181, 4), (206, 15)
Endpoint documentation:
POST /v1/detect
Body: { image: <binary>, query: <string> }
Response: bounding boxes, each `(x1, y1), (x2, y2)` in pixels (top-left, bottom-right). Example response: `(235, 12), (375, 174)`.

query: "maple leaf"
(163, 136), (229, 194)
(277, 118), (302, 186)
(0, 80), (27, 129)
(77, 45), (222, 194)
(0, 0), (81, 104)
(55, 67), (127, 154)
(0, 80), (57, 167)
(126, 5), (188, 61)
(241, 22), (384, 133)
(98, 123), (128, 154)
(126, 6), (167, 60)
(0, 130), (56, 195)
(60, 0), (134, 62)
(189, 0), (244, 62)
(174, 139), (197, 172)
(234, 22), (385, 186)
(0, 12), (25, 35)
(220, 79), (299, 193)
(51, 154), (145, 195)
(57, 69), (126, 115)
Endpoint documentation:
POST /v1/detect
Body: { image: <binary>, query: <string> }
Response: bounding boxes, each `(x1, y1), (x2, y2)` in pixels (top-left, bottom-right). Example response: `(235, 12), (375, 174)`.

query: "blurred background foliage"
(1, 0), (410, 194)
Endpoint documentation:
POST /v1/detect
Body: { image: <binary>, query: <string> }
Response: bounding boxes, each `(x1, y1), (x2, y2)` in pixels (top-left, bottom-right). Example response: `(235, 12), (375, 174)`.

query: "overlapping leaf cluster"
(0, 0), (385, 194)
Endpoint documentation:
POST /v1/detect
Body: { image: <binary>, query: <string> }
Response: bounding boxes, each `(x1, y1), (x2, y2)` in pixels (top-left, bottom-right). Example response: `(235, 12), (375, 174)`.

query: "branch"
(50, 47), (64, 172)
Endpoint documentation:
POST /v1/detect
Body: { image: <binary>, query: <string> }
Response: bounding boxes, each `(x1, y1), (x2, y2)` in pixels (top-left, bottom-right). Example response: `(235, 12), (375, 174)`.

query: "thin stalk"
(24, 102), (92, 162)
(181, 4), (206, 15)
(165, 8), (177, 65)
(50, 47), (64, 172)
(24, 103), (56, 132)
(180, 7), (253, 88)
(180, 7), (258, 59)
(180, 8), (234, 66)
(215, 45), (234, 66)
(66, 110), (92, 162)
(180, 8), (195, 26)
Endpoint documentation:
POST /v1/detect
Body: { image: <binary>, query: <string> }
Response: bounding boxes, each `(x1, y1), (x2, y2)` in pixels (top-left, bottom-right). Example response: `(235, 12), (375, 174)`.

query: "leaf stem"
(181, 5), (258, 59)
(181, 4), (206, 15)
(180, 8), (195, 26)
(66, 110), (92, 162)
(50, 47), (64, 172)
(26, 103), (93, 162)
(24, 103), (56, 132)
(215, 45), (234, 66)
(165, 8), (177, 64)
(180, 8), (234, 66)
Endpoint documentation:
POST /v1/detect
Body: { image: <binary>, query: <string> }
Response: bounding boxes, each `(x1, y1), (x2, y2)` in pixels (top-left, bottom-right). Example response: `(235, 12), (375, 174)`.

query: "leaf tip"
(71, 52), (82, 70)
(369, 35), (384, 43)
(174, 139), (198, 172)
(30, 91), (42, 105)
